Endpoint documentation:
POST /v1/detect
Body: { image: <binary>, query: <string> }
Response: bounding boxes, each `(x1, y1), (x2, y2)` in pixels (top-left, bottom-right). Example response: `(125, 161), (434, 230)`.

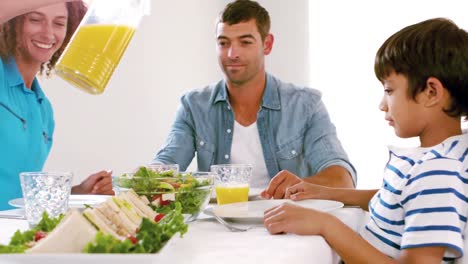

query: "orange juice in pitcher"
(56, 0), (150, 94)
(56, 25), (136, 94)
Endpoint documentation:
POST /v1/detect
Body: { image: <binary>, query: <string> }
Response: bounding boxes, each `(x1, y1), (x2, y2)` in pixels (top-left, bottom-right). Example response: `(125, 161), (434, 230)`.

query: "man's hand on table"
(261, 170), (302, 199)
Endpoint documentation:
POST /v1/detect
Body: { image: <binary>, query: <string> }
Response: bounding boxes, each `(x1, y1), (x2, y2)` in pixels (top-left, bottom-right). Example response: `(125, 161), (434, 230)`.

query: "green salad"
(116, 167), (213, 216)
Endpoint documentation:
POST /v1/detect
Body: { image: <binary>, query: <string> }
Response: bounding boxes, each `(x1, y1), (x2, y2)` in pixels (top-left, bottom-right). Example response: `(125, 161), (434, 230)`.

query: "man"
(153, 0), (356, 198)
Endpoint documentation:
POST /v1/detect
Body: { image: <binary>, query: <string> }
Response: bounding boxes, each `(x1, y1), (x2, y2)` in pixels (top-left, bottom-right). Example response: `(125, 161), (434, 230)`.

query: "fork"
(213, 213), (252, 232)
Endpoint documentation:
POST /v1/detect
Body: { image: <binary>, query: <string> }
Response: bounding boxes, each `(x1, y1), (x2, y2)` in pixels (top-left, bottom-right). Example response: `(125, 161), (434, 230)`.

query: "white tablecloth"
(0, 207), (367, 264)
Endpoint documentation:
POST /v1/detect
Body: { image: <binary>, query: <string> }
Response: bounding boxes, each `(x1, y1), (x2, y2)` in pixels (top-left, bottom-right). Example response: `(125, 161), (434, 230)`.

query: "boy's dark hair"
(217, 0), (270, 41)
(0, 1), (87, 76)
(374, 18), (468, 119)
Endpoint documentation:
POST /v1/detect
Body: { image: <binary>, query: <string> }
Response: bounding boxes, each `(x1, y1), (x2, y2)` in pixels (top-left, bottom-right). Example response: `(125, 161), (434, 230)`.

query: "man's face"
(18, 3), (68, 66)
(216, 19), (270, 86)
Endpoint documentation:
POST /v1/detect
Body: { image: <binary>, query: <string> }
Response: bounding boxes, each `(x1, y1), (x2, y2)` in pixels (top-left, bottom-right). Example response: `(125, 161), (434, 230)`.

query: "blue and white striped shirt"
(360, 134), (468, 263)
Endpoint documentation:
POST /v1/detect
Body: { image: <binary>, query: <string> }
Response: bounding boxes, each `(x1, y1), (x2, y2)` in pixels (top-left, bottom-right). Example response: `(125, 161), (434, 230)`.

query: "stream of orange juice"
(56, 24), (136, 94)
(215, 184), (249, 205)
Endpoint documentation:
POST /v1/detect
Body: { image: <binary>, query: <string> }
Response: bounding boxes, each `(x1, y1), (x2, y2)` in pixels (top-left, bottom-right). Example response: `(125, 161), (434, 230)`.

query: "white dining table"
(0, 206), (367, 264)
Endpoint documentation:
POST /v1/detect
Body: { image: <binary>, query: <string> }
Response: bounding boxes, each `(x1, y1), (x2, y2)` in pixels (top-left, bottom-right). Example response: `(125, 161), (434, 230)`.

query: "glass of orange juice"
(55, 0), (150, 94)
(210, 164), (253, 205)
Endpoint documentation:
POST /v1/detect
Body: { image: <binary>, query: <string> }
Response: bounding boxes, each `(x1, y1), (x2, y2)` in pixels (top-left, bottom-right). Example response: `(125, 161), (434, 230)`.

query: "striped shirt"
(360, 134), (468, 263)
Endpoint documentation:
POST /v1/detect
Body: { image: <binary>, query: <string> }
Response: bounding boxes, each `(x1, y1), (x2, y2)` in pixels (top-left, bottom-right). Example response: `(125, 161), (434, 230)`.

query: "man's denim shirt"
(154, 73), (357, 185)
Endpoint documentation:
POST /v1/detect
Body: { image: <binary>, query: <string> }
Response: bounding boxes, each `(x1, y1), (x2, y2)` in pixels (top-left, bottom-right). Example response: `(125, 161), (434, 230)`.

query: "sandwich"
(82, 190), (158, 239)
(27, 209), (97, 253)
(25, 190), (163, 253)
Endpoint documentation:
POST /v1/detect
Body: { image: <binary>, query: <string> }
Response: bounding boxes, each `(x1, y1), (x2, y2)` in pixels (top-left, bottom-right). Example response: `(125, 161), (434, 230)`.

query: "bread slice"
(27, 210), (97, 253)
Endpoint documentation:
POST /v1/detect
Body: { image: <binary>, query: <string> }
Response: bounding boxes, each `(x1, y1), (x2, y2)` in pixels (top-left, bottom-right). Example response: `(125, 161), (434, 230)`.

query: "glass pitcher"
(55, 0), (150, 95)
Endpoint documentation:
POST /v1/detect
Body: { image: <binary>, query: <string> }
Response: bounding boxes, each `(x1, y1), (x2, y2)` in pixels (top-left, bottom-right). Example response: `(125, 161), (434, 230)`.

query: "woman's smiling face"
(18, 3), (68, 66)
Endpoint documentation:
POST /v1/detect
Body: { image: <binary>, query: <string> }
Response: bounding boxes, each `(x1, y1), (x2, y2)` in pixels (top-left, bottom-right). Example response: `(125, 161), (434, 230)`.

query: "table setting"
(0, 164), (368, 264)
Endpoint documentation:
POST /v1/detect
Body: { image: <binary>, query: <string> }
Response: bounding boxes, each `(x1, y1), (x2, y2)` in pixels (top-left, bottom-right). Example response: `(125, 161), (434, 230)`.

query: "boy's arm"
(264, 204), (447, 264)
(322, 214), (446, 264)
(304, 165), (354, 188)
(325, 188), (377, 211)
(261, 166), (354, 200)
(283, 181), (377, 211)
(0, 0), (78, 24)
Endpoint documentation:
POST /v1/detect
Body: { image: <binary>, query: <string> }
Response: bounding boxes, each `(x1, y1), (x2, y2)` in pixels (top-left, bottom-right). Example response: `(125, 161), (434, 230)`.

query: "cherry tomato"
(154, 213), (165, 222)
(127, 235), (138, 245)
(34, 231), (47, 242)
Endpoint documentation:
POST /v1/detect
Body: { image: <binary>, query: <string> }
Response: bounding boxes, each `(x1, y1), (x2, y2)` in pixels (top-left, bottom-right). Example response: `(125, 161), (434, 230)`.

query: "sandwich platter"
(0, 190), (188, 260)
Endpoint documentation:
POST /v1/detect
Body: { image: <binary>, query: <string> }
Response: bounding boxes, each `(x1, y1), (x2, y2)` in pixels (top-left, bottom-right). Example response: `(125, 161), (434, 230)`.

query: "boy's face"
(379, 72), (427, 138)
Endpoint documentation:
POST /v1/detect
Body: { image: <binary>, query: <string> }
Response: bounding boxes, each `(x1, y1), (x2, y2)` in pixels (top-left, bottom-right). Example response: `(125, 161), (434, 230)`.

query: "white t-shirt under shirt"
(360, 134), (468, 263)
(230, 121), (270, 188)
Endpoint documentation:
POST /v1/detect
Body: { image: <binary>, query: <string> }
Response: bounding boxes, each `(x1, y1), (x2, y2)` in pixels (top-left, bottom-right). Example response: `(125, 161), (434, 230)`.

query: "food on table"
(0, 212), (64, 253)
(83, 190), (158, 240)
(115, 167), (214, 220)
(84, 201), (187, 253)
(0, 191), (188, 254)
(27, 210), (96, 253)
(115, 167), (178, 198)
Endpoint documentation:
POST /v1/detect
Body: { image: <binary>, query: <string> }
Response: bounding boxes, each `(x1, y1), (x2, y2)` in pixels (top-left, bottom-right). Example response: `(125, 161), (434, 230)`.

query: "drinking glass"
(210, 164), (253, 205)
(19, 172), (73, 227)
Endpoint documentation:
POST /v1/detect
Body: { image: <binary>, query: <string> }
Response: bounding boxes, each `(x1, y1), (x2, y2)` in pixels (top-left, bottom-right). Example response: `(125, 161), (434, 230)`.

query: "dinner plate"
(212, 199), (344, 221)
(8, 195), (112, 209)
(210, 187), (263, 202)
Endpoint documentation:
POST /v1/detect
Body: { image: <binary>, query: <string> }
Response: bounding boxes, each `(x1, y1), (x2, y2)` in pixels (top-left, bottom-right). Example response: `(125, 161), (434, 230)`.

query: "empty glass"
(19, 172), (73, 227)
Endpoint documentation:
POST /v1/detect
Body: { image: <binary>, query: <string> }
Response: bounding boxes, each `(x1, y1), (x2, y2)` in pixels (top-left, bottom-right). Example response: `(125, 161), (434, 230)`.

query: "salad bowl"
(114, 167), (214, 222)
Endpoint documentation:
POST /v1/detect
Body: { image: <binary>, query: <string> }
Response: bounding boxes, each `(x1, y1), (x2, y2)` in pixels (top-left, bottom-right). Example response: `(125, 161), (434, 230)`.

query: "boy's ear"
(423, 77), (446, 107)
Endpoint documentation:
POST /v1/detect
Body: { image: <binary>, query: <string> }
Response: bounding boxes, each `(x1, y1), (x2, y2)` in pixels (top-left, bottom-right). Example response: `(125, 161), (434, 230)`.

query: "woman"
(0, 0), (114, 210)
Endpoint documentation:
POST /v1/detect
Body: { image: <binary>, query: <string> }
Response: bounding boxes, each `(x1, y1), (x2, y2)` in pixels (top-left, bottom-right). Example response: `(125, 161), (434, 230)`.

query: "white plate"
(8, 195), (112, 209)
(210, 187), (263, 202)
(212, 199), (343, 221)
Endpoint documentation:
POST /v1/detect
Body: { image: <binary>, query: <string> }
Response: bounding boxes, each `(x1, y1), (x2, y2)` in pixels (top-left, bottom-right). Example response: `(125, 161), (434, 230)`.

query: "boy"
(263, 18), (468, 263)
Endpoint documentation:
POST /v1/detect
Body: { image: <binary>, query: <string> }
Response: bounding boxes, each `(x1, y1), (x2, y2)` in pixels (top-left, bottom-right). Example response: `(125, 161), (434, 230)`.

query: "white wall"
(42, 0), (311, 185)
(309, 0), (468, 188)
(42, 0), (467, 188)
